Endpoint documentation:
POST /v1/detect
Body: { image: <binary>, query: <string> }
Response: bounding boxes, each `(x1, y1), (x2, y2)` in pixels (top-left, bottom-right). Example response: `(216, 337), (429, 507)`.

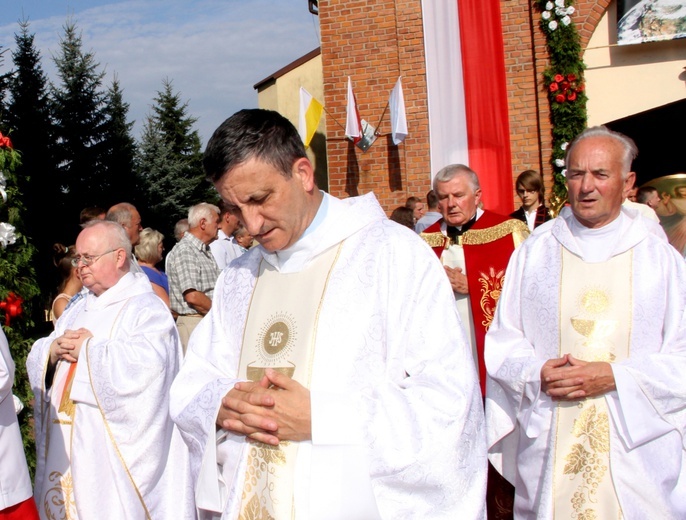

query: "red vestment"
(421, 211), (529, 394)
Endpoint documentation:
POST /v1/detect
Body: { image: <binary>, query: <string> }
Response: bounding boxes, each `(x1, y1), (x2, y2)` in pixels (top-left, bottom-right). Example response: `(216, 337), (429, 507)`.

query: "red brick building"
(284, 1), (686, 213)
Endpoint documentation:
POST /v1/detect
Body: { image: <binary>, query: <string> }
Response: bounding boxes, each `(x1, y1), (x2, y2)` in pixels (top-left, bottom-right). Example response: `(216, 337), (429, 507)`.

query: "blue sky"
(0, 1), (321, 145)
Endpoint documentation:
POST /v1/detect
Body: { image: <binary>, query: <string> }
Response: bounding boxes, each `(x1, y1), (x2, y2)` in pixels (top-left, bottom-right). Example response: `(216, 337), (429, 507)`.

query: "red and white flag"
(345, 77), (362, 143)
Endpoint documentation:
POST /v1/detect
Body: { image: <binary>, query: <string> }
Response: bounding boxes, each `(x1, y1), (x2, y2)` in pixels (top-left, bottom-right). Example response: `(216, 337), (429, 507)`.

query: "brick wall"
(319, 0), (431, 213)
(319, 1), (608, 212)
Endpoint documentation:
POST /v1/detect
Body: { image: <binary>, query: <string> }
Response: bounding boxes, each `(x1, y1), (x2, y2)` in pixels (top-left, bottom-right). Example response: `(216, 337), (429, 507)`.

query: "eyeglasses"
(71, 249), (119, 267)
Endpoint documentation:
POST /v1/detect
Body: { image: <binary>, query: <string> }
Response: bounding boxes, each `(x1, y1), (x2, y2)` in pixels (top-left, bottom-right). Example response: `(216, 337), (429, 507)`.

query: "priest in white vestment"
(27, 220), (195, 520)
(170, 109), (487, 520)
(485, 126), (686, 519)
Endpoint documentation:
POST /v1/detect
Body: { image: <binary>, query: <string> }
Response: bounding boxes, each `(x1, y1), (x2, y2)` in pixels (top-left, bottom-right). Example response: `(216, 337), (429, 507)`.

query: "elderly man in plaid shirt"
(167, 202), (221, 352)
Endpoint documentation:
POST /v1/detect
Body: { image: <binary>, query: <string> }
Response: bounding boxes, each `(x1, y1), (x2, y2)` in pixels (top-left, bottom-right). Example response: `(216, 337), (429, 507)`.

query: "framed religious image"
(356, 119), (377, 152)
(617, 0), (686, 45)
(644, 173), (686, 255)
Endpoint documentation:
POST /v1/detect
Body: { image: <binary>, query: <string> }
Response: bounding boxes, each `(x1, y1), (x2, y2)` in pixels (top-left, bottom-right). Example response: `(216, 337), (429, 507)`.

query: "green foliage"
(7, 21), (60, 312)
(102, 77), (137, 204)
(136, 79), (215, 238)
(51, 22), (110, 215)
(0, 140), (41, 477)
(535, 0), (588, 205)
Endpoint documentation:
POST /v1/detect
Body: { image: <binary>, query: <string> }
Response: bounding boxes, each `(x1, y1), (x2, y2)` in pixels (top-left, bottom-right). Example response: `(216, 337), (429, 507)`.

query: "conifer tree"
(7, 21), (60, 309)
(51, 22), (109, 226)
(101, 77), (137, 206)
(137, 79), (214, 237)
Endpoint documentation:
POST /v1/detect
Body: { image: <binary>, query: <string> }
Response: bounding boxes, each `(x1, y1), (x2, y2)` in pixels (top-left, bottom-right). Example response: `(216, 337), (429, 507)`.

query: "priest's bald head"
(565, 126), (637, 229)
(74, 220), (132, 296)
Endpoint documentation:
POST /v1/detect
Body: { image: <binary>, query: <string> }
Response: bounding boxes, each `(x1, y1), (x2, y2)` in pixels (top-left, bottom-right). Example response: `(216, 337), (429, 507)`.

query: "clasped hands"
(49, 328), (93, 365)
(444, 266), (468, 294)
(217, 368), (311, 446)
(541, 354), (616, 400)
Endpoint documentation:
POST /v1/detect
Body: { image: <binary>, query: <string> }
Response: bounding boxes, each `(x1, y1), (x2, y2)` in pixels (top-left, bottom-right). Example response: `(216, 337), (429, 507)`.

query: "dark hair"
(405, 196), (422, 210)
(79, 206), (106, 225)
(426, 189), (438, 209)
(515, 170), (545, 204)
(203, 109), (307, 183)
(390, 206), (415, 230)
(53, 243), (77, 292)
(636, 186), (658, 204)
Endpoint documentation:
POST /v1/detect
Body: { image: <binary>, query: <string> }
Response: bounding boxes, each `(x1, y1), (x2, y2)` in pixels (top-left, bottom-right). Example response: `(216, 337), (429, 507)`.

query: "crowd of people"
(1, 109), (684, 520)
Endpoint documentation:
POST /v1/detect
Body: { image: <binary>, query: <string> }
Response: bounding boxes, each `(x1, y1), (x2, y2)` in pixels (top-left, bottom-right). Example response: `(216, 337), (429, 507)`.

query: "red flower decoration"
(549, 82), (559, 92)
(554, 74), (564, 83)
(555, 94), (566, 103)
(0, 292), (23, 326)
(567, 73), (577, 82)
(560, 81), (570, 91)
(0, 132), (12, 149)
(567, 91), (577, 101)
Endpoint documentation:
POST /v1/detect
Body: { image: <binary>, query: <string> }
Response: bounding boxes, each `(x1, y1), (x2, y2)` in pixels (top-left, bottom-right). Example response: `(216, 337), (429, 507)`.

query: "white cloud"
(0, 0), (320, 145)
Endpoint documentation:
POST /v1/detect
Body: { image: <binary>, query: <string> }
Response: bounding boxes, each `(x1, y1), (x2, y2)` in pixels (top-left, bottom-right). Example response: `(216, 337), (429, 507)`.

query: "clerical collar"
(299, 190), (329, 239)
(446, 212), (478, 242)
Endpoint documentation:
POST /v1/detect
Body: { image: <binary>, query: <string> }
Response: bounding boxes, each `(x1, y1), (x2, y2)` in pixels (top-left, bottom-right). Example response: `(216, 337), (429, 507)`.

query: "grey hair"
(174, 218), (189, 241)
(81, 220), (132, 257)
(134, 228), (164, 263)
(433, 164), (480, 193)
(565, 126), (638, 178)
(188, 203), (220, 228)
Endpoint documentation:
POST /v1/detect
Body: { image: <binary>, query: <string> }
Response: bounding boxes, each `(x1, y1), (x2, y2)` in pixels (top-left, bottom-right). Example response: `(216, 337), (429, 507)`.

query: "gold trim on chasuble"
(419, 219), (529, 249)
(44, 470), (78, 520)
(553, 249), (631, 520)
(238, 243), (344, 520)
(461, 219), (529, 246)
(478, 267), (505, 330)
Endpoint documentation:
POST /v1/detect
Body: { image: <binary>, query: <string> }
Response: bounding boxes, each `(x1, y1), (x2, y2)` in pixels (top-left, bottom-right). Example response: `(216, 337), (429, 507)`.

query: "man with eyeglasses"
(27, 219), (194, 519)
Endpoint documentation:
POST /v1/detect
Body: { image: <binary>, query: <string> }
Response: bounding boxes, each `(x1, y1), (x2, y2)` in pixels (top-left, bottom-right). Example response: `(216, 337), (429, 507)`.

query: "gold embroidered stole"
(237, 245), (341, 520)
(42, 360), (79, 520)
(553, 249), (631, 520)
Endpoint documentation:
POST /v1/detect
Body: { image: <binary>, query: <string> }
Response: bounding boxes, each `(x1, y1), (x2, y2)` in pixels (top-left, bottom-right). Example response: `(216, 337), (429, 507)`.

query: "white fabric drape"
(421, 0), (469, 177)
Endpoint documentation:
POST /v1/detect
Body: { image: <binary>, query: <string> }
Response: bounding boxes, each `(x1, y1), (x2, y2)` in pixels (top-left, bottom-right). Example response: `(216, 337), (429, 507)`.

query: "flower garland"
(0, 133), (18, 249)
(0, 132), (21, 328)
(535, 0), (588, 213)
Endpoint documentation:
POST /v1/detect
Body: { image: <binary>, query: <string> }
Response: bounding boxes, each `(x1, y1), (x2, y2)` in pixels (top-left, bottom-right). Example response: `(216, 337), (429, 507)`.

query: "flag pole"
(322, 105), (350, 137)
(374, 102), (389, 135)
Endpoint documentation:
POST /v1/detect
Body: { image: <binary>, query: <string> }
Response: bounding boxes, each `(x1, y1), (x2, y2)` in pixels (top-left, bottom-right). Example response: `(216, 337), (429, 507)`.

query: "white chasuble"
(237, 244), (341, 520)
(553, 249), (630, 520)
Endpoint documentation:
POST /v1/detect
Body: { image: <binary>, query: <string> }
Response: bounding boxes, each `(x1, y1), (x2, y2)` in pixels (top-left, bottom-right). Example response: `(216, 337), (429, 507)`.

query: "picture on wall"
(617, 0), (686, 44)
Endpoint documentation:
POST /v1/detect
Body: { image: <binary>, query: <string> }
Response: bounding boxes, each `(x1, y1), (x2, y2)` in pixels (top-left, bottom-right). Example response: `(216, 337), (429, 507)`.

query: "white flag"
(298, 87), (323, 147)
(389, 77), (407, 145)
(345, 77), (362, 143)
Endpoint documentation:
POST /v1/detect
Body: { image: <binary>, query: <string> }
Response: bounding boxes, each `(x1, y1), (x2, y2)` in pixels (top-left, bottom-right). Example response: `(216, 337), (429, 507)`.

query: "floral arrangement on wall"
(535, 0), (588, 213)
